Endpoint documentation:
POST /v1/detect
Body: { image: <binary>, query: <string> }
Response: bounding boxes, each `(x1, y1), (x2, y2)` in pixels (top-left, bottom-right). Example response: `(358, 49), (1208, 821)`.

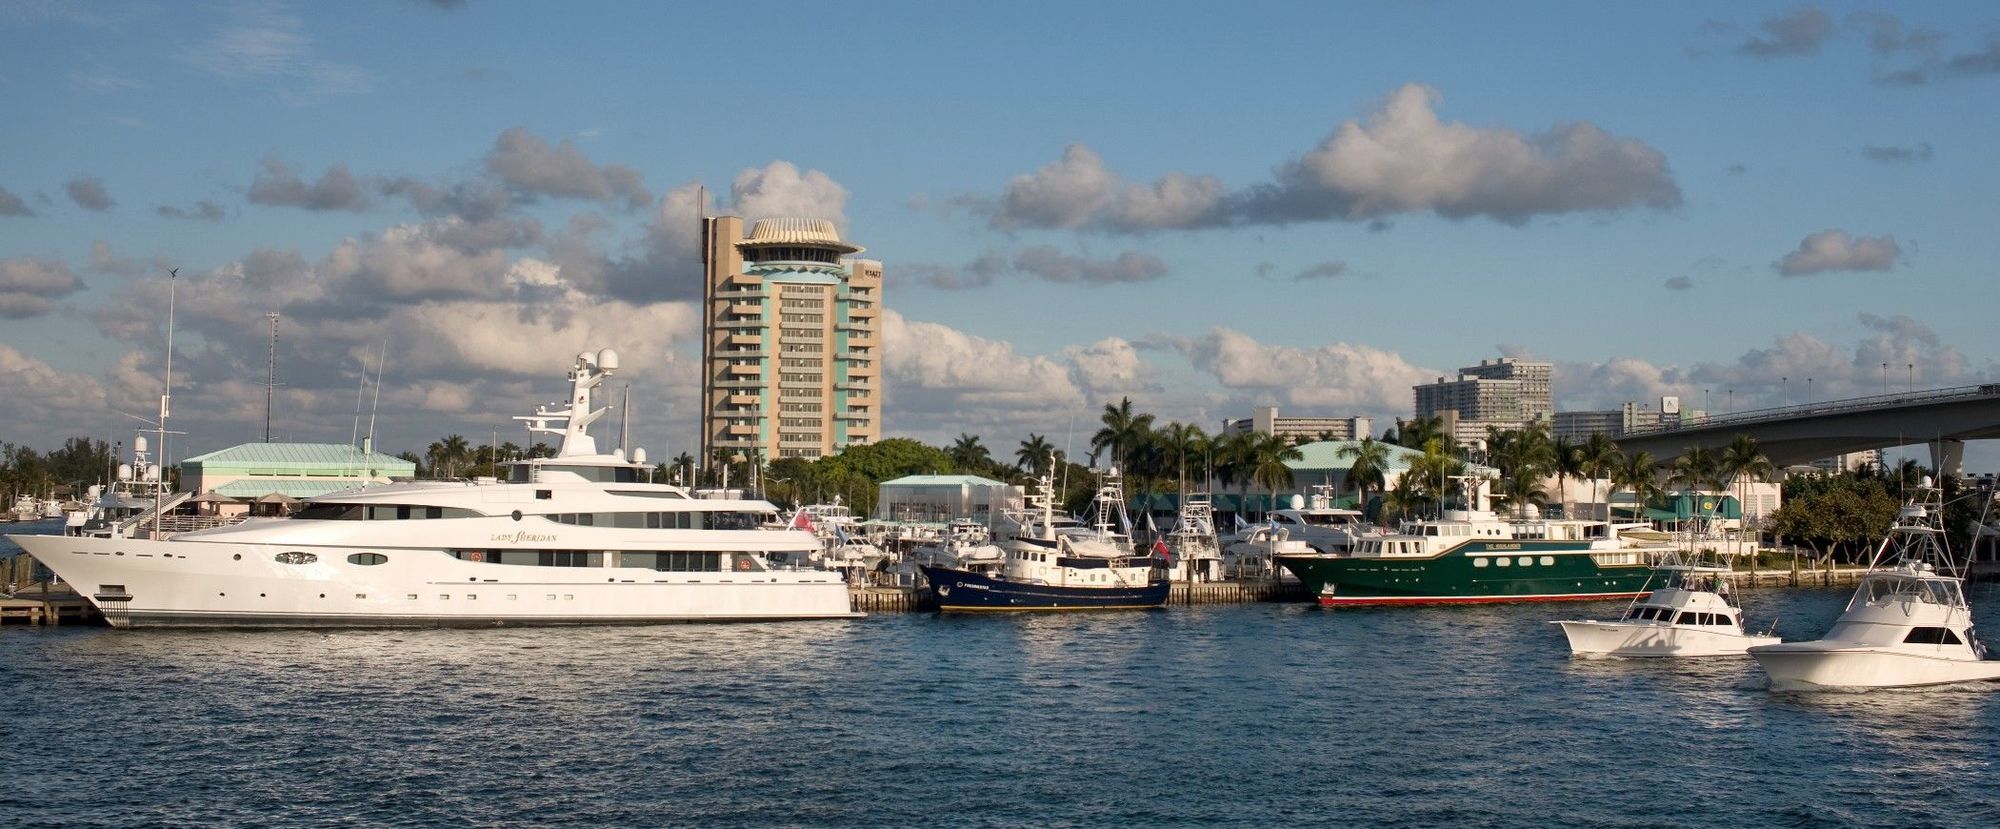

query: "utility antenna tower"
(264, 312), (281, 442)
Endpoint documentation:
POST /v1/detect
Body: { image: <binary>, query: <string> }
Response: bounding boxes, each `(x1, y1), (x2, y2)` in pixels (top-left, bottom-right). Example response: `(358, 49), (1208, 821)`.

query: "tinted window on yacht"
(707, 511), (765, 531)
(347, 553), (388, 566)
(1905, 627), (1964, 645)
(619, 551), (725, 572)
(295, 503), (363, 520)
(538, 551), (602, 567)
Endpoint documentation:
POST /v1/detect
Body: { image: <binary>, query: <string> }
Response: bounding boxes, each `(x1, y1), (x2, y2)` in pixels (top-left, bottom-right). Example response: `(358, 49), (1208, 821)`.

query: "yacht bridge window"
(1904, 626), (1964, 645)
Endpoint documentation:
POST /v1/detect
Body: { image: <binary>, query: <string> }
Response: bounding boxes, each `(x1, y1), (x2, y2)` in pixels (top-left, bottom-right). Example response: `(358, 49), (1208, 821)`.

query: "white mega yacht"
(7, 349), (857, 628)
(1751, 482), (2000, 691)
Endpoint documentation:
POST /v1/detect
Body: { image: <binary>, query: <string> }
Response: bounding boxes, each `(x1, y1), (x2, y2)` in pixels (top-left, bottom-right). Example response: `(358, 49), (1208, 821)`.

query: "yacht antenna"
(620, 383), (631, 456)
(264, 312), (280, 442)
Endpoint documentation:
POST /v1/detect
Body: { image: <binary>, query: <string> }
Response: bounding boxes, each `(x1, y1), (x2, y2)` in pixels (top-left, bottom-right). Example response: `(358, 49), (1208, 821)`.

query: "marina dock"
(0, 588), (99, 626)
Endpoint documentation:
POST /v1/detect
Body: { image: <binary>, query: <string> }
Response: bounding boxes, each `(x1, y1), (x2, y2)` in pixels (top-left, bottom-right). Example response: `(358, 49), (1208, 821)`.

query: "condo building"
(1412, 357), (1555, 444)
(700, 216), (882, 463)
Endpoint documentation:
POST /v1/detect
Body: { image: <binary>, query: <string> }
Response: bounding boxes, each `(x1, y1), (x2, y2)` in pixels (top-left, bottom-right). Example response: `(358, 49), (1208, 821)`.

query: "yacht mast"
(264, 311), (280, 442)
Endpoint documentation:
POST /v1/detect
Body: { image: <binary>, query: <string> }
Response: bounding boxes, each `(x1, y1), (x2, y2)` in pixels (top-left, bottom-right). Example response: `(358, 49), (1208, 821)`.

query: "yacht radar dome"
(596, 348), (619, 372)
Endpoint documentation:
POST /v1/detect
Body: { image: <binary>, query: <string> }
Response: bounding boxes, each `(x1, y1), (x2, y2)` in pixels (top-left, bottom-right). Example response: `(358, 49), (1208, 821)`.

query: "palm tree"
(1496, 474), (1550, 518)
(1015, 433), (1055, 475)
(1719, 435), (1777, 551)
(1377, 476), (1420, 526)
(1668, 446), (1721, 493)
(1405, 438), (1467, 518)
(429, 434), (471, 478)
(1551, 435), (1580, 518)
(1250, 433), (1303, 516)
(1576, 432), (1623, 521)
(672, 451), (695, 485)
(1614, 451), (1663, 522)
(1396, 415), (1449, 450)
(1214, 430), (1259, 517)
(1158, 422), (1208, 495)
(949, 433), (992, 474)
(1090, 397), (1155, 473)
(1337, 437), (1392, 514)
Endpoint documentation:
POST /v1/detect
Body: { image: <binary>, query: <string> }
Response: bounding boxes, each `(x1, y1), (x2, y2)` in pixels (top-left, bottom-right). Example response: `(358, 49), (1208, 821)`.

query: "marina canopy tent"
(875, 475), (1024, 525)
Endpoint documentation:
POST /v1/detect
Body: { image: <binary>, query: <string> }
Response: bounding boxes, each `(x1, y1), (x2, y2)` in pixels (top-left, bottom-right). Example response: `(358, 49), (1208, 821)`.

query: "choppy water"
(6, 527), (2000, 828)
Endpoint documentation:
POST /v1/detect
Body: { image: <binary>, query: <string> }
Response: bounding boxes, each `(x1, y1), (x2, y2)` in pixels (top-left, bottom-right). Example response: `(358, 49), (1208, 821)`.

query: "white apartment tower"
(701, 216), (882, 464)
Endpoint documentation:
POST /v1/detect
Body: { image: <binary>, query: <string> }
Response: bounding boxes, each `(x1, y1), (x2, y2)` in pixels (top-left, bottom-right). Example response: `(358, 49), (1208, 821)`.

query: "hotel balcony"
(726, 363), (761, 376)
(726, 393), (760, 406)
(715, 317), (766, 330)
(713, 288), (763, 301)
(713, 378), (763, 390)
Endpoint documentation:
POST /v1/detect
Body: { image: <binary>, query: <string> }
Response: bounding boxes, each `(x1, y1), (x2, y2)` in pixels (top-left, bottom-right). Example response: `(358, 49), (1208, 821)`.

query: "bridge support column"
(1931, 439), (1965, 478)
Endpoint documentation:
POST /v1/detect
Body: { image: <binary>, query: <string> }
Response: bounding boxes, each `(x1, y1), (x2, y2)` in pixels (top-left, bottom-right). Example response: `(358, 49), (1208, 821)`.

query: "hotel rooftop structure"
(700, 216), (882, 463)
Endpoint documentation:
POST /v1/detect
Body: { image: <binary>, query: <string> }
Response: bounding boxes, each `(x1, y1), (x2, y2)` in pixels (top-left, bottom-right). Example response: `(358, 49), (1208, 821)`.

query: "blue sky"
(2, 0), (1998, 469)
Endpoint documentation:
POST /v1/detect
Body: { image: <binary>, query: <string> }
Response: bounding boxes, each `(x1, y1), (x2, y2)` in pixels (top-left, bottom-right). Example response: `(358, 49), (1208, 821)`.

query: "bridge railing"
(1619, 383), (2000, 437)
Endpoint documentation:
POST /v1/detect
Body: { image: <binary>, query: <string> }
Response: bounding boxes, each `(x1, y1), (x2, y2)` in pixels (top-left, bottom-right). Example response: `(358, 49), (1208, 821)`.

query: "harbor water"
(5, 546), (2000, 826)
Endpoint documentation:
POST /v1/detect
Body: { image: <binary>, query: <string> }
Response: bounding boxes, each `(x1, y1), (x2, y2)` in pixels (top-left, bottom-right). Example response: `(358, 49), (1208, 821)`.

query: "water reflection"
(5, 589), (2000, 827)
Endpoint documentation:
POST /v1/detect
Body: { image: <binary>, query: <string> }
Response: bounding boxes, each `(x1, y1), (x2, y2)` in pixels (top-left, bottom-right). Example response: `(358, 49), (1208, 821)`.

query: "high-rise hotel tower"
(700, 215), (882, 464)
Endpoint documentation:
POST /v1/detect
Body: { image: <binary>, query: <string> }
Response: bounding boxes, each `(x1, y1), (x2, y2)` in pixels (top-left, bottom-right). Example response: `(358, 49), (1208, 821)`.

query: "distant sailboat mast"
(153, 269), (178, 539)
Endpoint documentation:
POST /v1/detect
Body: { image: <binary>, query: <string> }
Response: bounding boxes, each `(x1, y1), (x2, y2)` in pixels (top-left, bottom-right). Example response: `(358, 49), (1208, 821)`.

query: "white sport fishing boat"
(1750, 481), (2000, 691)
(1552, 557), (1778, 657)
(6, 348), (857, 628)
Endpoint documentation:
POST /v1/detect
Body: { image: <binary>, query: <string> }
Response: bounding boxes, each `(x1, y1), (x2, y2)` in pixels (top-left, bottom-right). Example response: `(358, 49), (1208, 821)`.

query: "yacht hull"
(919, 565), (1168, 611)
(1553, 620), (1779, 657)
(1750, 643), (2000, 691)
(1284, 542), (1655, 606)
(9, 534), (860, 628)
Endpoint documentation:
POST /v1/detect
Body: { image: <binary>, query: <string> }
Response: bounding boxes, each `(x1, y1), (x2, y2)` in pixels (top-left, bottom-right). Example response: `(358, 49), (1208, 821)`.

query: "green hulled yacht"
(1277, 503), (1668, 607)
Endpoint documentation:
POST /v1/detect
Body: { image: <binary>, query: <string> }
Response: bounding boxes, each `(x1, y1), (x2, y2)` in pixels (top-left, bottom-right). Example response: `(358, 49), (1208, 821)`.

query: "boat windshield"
(1851, 574), (1963, 610)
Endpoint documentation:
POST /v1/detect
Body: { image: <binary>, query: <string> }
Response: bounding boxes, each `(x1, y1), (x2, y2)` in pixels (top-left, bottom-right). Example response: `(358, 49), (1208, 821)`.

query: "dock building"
(699, 216), (882, 465)
(875, 474), (1024, 526)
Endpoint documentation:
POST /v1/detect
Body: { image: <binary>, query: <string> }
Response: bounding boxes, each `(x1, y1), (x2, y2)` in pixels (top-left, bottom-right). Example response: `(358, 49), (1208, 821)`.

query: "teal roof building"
(182, 442), (416, 500)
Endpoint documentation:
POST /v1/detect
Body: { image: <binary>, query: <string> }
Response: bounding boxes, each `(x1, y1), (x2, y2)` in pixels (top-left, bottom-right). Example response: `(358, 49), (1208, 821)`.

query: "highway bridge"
(1613, 384), (2000, 475)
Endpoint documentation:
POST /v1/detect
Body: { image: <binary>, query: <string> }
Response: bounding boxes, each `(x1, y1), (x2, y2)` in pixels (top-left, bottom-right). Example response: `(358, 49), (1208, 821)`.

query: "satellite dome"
(596, 348), (620, 372)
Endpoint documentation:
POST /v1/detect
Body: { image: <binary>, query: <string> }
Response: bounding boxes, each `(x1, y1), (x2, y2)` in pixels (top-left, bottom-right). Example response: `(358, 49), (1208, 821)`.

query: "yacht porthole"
(1517, 556), (1533, 567)
(233, 554), (242, 561)
(1473, 558), (1489, 568)
(511, 510), (523, 521)
(1539, 556), (1554, 566)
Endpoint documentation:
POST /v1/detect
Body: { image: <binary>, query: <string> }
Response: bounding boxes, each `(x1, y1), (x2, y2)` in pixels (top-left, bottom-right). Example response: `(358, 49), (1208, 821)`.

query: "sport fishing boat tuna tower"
(6, 349), (858, 628)
(919, 470), (1168, 611)
(1552, 556), (1778, 657)
(1277, 478), (1665, 606)
(1750, 482), (2000, 691)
